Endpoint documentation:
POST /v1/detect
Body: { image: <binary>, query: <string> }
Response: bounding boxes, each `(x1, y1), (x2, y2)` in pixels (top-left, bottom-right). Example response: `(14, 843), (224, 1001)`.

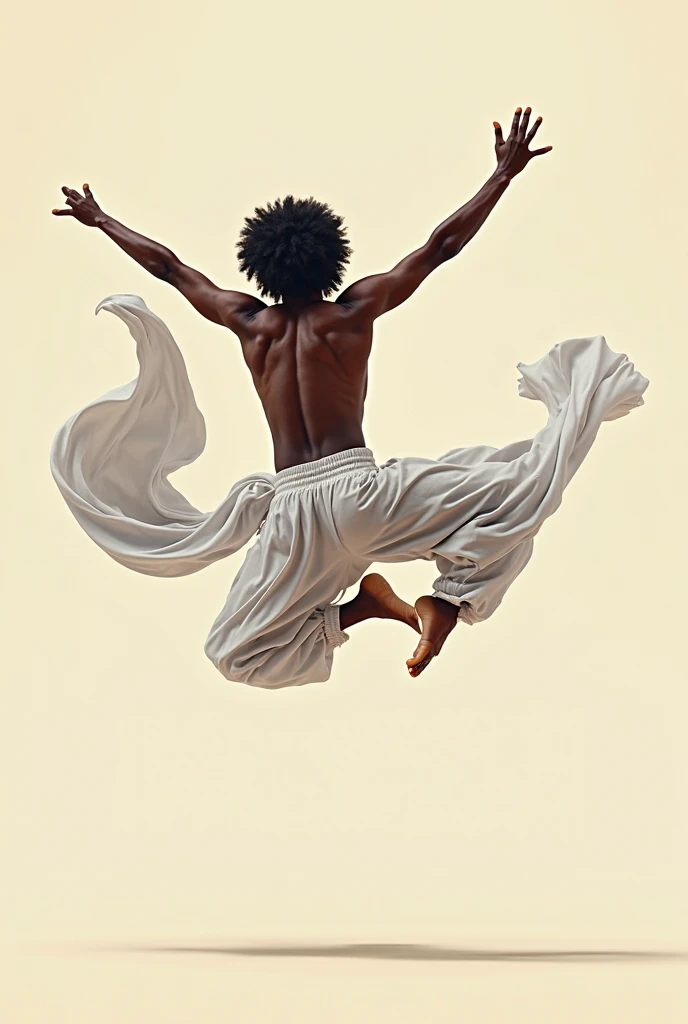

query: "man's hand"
(493, 107), (552, 179)
(52, 184), (105, 226)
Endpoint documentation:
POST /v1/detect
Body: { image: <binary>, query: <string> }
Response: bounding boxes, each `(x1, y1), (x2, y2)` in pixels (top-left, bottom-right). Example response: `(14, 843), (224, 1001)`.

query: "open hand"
(52, 184), (104, 226)
(493, 108), (552, 179)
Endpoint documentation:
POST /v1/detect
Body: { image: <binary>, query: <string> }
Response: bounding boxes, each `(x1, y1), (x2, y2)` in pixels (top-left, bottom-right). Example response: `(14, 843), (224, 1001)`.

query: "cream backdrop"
(2, 0), (687, 1021)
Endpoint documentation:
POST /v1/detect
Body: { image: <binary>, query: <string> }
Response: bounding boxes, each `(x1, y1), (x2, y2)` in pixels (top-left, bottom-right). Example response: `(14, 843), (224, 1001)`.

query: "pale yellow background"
(2, 0), (687, 1020)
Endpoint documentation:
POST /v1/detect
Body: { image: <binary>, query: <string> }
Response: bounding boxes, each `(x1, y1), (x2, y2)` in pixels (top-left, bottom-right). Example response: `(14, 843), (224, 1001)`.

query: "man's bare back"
(231, 300), (372, 471)
(53, 107), (552, 675)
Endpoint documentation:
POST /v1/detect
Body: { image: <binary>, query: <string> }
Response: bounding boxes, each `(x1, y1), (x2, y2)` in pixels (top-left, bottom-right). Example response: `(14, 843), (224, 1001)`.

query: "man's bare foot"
(406, 596), (458, 677)
(339, 573), (421, 633)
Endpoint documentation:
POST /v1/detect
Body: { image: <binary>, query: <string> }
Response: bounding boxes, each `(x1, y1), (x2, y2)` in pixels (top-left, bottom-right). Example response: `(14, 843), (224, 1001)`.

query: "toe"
(406, 639), (433, 668)
(407, 653), (432, 677)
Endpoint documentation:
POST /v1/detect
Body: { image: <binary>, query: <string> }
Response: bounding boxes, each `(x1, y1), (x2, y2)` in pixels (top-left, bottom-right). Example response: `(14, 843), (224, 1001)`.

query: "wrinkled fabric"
(50, 294), (648, 688)
(50, 295), (275, 577)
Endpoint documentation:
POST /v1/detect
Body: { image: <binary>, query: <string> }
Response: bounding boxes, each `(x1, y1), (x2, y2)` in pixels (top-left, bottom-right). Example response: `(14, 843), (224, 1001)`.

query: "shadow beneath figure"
(99, 941), (688, 964)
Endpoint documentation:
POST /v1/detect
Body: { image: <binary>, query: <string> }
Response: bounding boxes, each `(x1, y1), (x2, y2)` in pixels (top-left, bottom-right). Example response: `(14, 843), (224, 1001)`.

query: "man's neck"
(281, 291), (324, 310)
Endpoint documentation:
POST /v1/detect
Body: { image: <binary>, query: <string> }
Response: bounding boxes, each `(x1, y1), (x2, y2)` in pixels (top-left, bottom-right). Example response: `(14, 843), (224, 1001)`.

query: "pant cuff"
(431, 590), (475, 625)
(323, 604), (350, 649)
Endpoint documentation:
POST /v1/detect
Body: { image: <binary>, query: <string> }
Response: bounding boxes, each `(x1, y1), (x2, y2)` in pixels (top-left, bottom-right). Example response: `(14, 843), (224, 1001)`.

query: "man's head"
(236, 195), (352, 303)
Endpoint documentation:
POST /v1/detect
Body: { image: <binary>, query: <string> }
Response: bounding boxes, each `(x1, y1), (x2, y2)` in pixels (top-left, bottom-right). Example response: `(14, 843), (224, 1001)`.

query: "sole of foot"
(359, 573), (421, 633)
(406, 595), (458, 677)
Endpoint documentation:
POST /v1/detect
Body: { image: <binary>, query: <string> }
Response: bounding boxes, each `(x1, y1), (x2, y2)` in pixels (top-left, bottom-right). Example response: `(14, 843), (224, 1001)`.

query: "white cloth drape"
(50, 295), (276, 578)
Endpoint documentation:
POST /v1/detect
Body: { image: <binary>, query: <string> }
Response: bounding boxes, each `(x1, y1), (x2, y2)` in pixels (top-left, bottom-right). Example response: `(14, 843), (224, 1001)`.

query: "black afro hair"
(236, 195), (352, 303)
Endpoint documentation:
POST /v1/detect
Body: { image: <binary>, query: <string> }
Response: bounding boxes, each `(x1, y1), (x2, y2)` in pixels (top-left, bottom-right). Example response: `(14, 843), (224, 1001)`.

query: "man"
(51, 108), (647, 687)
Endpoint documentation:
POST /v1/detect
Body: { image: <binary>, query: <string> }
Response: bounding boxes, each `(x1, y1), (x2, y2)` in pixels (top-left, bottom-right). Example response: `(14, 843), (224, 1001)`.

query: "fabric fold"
(50, 294), (276, 578)
(429, 335), (649, 617)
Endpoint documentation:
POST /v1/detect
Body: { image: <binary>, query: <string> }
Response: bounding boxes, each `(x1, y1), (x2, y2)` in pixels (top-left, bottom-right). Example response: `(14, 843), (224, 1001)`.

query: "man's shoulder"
(234, 299), (371, 343)
(254, 299), (360, 325)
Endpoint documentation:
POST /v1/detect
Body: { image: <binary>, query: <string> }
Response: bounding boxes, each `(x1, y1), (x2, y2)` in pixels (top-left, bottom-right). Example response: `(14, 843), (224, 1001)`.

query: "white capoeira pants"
(50, 294), (649, 689)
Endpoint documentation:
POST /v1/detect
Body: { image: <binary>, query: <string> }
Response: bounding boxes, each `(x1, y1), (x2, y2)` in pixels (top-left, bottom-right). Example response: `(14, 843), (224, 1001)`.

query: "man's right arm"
(336, 107), (551, 323)
(336, 171), (512, 320)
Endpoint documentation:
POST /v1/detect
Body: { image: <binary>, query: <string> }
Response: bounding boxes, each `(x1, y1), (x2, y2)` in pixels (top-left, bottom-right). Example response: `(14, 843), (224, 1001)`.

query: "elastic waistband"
(274, 448), (377, 494)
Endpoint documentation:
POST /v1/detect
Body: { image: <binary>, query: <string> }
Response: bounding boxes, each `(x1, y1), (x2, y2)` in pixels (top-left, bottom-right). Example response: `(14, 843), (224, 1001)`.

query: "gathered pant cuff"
(431, 583), (476, 625)
(323, 604), (350, 649)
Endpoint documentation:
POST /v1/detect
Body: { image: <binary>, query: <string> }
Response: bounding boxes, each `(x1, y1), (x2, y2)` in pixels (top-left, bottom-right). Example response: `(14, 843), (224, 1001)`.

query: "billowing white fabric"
(50, 294), (648, 689)
(50, 295), (276, 577)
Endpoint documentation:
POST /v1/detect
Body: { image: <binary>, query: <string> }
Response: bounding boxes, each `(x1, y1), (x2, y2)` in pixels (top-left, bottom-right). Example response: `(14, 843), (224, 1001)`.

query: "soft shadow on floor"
(98, 942), (688, 963)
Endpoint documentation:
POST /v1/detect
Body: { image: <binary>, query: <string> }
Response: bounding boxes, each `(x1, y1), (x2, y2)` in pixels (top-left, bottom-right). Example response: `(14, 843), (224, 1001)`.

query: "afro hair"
(236, 195), (352, 303)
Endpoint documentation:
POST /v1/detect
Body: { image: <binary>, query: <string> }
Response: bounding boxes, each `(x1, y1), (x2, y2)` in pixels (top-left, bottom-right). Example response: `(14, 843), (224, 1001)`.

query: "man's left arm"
(53, 185), (266, 329)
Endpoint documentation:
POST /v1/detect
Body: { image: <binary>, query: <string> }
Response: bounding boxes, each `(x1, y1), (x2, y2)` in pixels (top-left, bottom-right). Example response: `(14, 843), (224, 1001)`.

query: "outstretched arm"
(52, 185), (266, 328)
(336, 107), (552, 320)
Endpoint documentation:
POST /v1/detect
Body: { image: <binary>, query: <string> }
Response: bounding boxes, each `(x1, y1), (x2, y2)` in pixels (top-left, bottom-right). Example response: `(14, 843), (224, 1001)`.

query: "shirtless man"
(52, 108), (554, 681)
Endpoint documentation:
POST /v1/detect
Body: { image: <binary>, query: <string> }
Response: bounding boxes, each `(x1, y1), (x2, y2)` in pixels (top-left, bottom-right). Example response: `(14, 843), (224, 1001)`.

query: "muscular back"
(231, 302), (372, 472)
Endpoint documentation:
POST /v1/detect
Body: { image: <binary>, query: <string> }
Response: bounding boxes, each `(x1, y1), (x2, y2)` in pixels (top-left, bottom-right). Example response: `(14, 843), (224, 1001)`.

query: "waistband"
(274, 448), (377, 495)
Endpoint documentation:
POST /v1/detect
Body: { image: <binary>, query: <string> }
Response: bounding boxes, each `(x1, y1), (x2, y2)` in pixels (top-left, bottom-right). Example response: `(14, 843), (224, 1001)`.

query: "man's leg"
(337, 451), (540, 678)
(405, 596), (460, 678)
(338, 573), (420, 633)
(404, 539), (535, 676)
(204, 538), (420, 688)
(344, 336), (647, 677)
(207, 574), (419, 688)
